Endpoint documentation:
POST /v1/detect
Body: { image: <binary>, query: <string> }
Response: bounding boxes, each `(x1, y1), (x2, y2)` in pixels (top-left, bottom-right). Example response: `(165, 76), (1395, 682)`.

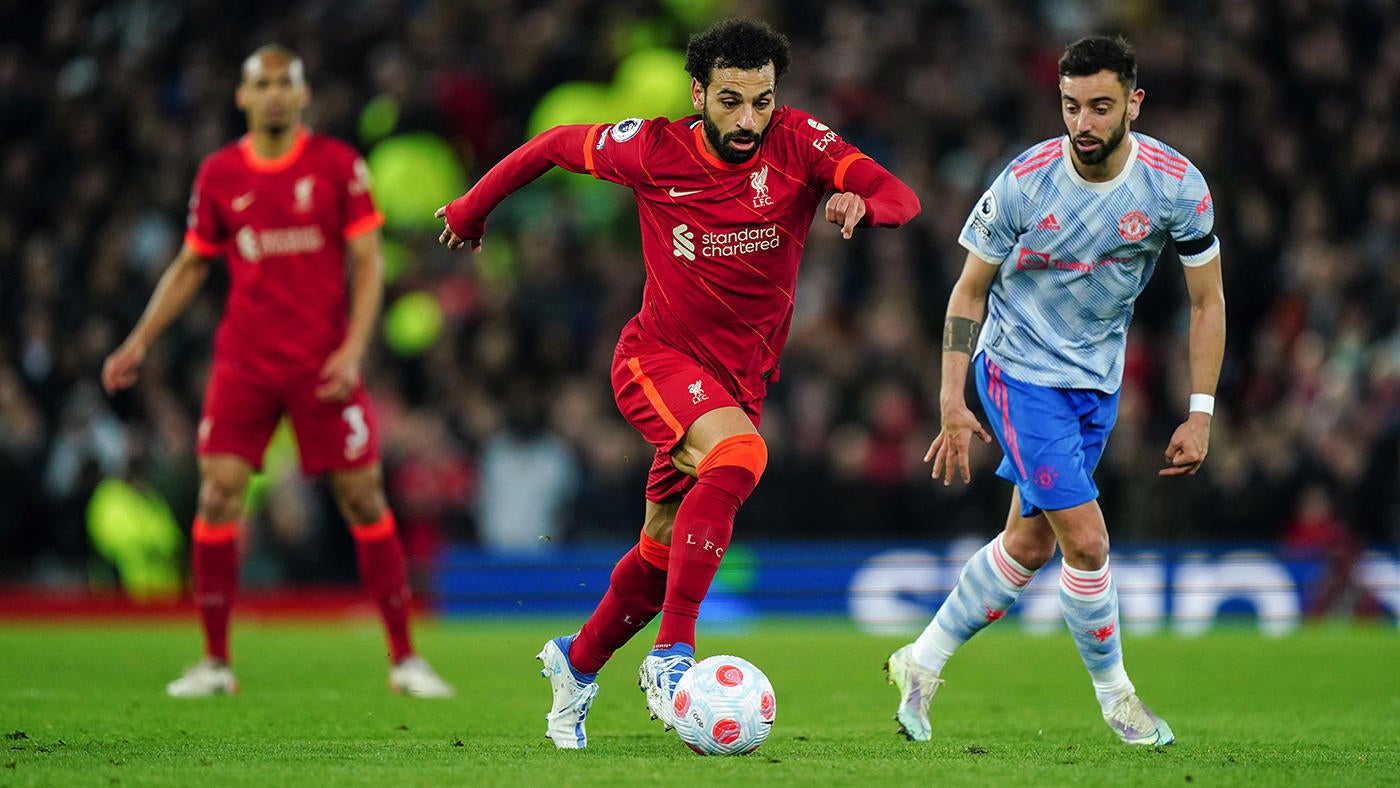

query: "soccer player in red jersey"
(101, 45), (452, 698)
(437, 19), (920, 747)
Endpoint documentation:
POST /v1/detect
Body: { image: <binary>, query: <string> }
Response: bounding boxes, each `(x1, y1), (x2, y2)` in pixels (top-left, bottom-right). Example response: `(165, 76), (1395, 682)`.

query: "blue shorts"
(974, 353), (1119, 517)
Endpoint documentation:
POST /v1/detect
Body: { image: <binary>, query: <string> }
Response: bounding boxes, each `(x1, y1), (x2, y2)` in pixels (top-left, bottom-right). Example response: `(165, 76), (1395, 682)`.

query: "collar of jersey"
(239, 126), (310, 173)
(691, 121), (758, 171)
(1060, 134), (1139, 193)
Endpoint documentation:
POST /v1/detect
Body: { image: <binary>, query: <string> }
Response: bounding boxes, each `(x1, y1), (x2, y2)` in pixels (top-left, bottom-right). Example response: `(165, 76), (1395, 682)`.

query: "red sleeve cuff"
(445, 195), (484, 239)
(183, 230), (219, 257)
(344, 211), (385, 240)
(833, 152), (871, 193)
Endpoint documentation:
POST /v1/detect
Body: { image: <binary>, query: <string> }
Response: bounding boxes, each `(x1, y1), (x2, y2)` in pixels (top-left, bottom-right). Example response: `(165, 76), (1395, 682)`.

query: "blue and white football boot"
(638, 643), (695, 731)
(537, 634), (600, 749)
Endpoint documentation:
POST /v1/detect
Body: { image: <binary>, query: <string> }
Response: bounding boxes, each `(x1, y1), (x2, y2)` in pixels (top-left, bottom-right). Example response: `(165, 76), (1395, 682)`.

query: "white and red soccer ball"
(672, 655), (776, 756)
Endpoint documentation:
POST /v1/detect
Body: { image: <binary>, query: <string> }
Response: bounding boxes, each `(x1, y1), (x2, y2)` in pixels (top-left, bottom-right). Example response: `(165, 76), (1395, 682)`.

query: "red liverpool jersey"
(446, 106), (918, 401)
(184, 127), (383, 378)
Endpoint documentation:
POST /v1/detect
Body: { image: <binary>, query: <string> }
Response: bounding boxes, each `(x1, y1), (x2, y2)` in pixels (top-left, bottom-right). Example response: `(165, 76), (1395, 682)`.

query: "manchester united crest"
(1118, 210), (1150, 241)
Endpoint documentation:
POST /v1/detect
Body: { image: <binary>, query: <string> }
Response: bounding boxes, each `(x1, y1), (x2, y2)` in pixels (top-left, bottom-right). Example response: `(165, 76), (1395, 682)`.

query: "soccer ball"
(672, 655), (776, 756)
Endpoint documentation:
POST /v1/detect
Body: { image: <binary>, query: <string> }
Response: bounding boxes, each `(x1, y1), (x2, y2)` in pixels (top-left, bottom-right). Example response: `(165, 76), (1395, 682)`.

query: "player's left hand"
(1160, 412), (1211, 476)
(316, 345), (362, 402)
(825, 192), (866, 239)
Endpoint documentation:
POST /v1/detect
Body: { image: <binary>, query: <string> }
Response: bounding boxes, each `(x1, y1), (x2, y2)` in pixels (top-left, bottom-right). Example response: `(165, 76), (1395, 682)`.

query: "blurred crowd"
(1, 0), (1397, 592)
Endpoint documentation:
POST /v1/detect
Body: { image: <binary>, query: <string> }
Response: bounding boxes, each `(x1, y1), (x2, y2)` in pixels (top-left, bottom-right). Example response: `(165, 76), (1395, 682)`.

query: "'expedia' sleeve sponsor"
(779, 108), (919, 228)
(184, 157), (226, 257)
(958, 164), (1025, 265)
(782, 108), (866, 191)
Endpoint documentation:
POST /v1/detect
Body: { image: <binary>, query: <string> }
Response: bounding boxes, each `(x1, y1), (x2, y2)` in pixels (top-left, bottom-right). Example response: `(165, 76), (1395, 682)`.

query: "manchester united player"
(437, 19), (919, 747)
(102, 45), (452, 698)
(886, 35), (1224, 746)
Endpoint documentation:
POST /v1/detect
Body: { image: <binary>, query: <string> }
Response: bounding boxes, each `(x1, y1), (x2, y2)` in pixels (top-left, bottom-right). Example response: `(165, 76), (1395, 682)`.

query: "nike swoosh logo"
(667, 187), (702, 197)
(232, 193), (255, 211)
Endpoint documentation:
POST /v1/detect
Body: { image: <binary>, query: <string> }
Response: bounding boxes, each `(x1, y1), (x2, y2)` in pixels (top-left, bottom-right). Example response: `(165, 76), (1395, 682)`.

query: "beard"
(1072, 113), (1128, 166)
(702, 108), (762, 164)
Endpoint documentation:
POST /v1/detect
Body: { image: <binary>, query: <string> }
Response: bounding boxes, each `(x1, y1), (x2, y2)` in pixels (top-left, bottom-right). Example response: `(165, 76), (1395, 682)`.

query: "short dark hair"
(684, 18), (790, 86)
(1058, 35), (1137, 91)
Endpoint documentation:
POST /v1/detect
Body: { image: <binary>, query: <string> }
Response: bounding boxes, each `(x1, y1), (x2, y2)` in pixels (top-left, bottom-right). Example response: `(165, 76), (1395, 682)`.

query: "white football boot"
(537, 635), (599, 749)
(390, 655), (455, 698)
(638, 645), (695, 732)
(885, 645), (945, 742)
(166, 659), (238, 697)
(1103, 693), (1175, 746)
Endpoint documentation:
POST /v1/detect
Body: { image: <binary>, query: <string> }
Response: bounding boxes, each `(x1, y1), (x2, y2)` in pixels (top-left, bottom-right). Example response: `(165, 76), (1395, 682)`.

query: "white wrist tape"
(1189, 393), (1215, 416)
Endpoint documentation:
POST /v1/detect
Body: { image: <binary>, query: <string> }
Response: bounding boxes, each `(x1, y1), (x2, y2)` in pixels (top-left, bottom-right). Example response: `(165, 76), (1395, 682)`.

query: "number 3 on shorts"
(342, 404), (369, 460)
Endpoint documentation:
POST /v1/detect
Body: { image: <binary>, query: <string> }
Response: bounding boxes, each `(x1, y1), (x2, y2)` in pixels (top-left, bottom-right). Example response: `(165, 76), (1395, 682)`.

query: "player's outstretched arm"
(1161, 253), (1225, 476)
(824, 159), (920, 238)
(436, 124), (604, 251)
(101, 244), (211, 394)
(927, 252), (997, 486)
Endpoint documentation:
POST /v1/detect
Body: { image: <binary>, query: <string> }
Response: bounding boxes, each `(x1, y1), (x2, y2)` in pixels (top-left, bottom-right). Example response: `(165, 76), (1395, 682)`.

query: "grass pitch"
(1, 617), (1396, 786)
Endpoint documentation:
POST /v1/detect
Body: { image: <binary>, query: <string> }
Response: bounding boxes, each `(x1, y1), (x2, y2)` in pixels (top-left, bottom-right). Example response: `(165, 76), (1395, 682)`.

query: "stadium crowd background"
(1, 0), (1397, 597)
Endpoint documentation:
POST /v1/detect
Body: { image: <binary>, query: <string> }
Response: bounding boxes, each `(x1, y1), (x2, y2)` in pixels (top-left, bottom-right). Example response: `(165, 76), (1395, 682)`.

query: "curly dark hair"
(1058, 34), (1137, 91)
(684, 18), (790, 86)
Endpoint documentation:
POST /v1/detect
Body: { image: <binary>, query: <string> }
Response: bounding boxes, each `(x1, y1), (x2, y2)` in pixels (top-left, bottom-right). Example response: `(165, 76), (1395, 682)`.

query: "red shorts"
(611, 344), (762, 503)
(199, 361), (380, 475)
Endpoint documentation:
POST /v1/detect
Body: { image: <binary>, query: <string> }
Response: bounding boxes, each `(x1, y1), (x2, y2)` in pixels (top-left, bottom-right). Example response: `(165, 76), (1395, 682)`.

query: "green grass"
(1, 618), (1397, 786)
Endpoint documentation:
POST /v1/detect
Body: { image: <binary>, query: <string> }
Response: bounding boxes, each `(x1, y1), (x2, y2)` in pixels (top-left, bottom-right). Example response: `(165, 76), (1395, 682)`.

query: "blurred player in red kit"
(437, 19), (920, 747)
(102, 45), (452, 698)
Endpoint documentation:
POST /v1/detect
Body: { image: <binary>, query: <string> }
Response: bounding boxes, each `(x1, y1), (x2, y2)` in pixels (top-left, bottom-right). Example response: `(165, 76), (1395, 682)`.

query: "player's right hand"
(101, 340), (145, 394)
(925, 403), (992, 486)
(435, 206), (482, 252)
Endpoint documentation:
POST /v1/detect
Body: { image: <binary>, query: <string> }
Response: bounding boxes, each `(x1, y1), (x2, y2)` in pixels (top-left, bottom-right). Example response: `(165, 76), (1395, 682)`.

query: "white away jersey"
(959, 132), (1217, 392)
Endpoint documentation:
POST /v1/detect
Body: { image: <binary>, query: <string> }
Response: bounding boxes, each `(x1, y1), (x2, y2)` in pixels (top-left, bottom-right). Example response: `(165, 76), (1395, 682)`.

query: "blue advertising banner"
(434, 540), (1400, 635)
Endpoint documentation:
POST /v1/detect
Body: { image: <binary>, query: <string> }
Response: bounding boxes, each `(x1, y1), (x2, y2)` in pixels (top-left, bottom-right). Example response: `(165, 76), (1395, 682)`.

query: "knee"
(1059, 530), (1110, 570)
(1003, 528), (1057, 570)
(335, 484), (385, 525)
(198, 475), (247, 523)
(331, 468), (386, 524)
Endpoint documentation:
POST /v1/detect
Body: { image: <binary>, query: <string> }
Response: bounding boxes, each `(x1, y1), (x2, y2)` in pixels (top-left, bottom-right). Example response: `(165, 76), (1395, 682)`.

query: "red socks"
(571, 435), (767, 669)
(191, 517), (240, 663)
(351, 511), (414, 664)
(570, 537), (669, 674)
(656, 463), (758, 650)
(191, 512), (413, 666)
